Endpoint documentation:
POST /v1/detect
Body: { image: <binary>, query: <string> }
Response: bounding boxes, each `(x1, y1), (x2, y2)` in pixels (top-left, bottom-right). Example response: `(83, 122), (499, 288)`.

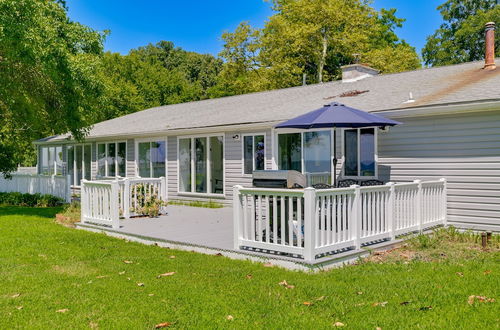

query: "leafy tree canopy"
(422, 0), (500, 66)
(0, 0), (106, 174)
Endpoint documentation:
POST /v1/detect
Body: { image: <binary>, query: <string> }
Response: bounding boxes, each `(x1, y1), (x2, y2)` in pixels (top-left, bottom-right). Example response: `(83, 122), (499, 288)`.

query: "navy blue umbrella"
(275, 102), (401, 186)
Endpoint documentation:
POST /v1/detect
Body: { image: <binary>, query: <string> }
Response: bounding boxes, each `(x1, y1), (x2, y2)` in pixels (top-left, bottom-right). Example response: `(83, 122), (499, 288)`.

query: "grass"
(0, 206), (498, 329)
(168, 199), (224, 208)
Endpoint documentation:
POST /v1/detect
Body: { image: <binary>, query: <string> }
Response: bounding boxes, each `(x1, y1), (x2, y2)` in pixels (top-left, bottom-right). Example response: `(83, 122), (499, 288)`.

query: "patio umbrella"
(275, 102), (401, 186)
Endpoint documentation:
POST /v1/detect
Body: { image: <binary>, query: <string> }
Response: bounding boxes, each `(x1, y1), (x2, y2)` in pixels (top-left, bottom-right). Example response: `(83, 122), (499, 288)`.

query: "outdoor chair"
(311, 183), (332, 189)
(360, 179), (384, 186)
(336, 179), (359, 188)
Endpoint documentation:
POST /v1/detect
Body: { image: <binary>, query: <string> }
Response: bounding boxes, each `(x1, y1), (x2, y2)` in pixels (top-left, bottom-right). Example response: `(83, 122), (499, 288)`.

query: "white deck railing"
(233, 179), (447, 262)
(81, 177), (167, 228)
(0, 173), (71, 202)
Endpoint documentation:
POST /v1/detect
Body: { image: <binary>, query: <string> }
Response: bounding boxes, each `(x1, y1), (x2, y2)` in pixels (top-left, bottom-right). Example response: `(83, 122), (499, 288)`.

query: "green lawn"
(0, 206), (498, 329)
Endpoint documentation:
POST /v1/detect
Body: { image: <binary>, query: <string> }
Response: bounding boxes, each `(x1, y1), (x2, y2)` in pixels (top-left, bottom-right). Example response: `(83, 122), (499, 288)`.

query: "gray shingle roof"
(39, 59), (500, 143)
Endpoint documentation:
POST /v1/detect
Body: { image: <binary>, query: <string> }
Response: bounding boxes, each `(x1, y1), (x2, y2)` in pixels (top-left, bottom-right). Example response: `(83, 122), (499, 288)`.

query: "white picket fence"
(81, 177), (167, 228)
(233, 179), (447, 262)
(0, 173), (71, 202)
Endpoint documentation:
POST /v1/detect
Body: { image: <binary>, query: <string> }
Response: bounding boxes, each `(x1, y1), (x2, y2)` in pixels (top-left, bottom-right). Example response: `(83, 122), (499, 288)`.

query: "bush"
(0, 192), (64, 207)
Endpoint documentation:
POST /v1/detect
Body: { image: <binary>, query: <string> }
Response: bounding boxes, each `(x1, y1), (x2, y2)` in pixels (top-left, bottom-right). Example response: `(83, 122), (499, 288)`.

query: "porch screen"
(38, 146), (63, 175)
(98, 142), (127, 177)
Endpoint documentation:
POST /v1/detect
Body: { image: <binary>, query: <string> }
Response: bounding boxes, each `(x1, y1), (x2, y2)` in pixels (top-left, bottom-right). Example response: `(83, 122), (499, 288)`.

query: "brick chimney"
(484, 22), (496, 70)
(341, 64), (379, 83)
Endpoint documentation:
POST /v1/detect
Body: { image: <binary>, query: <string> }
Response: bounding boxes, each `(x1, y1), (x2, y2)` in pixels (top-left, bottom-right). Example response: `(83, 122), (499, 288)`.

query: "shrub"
(0, 192), (64, 207)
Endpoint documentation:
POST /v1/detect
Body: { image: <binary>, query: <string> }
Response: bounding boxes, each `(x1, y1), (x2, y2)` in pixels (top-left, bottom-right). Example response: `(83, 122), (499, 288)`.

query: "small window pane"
(179, 139), (192, 192)
(195, 138), (207, 193)
(107, 143), (116, 176)
(117, 142), (126, 177)
(55, 146), (63, 175)
(210, 136), (224, 194)
(360, 128), (375, 176)
(151, 141), (166, 178)
(67, 146), (74, 185)
(278, 133), (301, 172)
(97, 144), (106, 176)
(76, 146), (83, 185)
(344, 130), (358, 176)
(243, 136), (253, 174)
(138, 142), (151, 177)
(84, 145), (92, 180)
(48, 147), (55, 175)
(254, 135), (265, 171)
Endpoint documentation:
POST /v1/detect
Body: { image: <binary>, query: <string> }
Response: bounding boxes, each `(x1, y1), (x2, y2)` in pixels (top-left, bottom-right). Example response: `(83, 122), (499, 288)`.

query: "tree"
(422, 0), (500, 66)
(0, 0), (106, 174)
(216, 0), (421, 94)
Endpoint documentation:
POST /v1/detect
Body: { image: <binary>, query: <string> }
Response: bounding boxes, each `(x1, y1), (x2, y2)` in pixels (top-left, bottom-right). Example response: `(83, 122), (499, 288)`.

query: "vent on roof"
(341, 64), (379, 83)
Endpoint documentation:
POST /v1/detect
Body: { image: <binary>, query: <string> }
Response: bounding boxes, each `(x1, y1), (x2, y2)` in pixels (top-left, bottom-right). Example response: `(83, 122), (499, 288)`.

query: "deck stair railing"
(233, 178), (447, 262)
(81, 177), (167, 228)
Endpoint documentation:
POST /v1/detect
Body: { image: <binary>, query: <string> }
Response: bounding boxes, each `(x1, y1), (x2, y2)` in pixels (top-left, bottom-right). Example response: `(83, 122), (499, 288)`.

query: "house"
(35, 26), (500, 232)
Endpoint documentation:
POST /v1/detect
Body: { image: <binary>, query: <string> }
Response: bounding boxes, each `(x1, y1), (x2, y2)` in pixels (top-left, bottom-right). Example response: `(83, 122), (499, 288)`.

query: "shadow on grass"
(0, 205), (63, 218)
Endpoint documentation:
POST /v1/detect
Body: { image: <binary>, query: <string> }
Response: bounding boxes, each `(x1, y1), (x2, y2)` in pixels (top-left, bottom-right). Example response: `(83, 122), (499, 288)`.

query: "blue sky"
(66, 0), (444, 57)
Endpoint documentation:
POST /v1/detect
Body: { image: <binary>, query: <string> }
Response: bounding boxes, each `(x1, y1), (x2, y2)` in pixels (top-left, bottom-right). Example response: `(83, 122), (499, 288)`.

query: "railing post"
(440, 178), (447, 227)
(123, 178), (131, 220)
(110, 180), (120, 229)
(160, 176), (168, 202)
(303, 187), (316, 262)
(233, 185), (243, 250)
(350, 185), (361, 249)
(414, 180), (423, 232)
(386, 182), (395, 240)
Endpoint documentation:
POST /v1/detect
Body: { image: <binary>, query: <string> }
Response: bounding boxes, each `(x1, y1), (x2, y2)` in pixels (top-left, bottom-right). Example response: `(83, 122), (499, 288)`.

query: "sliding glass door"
(178, 135), (224, 195)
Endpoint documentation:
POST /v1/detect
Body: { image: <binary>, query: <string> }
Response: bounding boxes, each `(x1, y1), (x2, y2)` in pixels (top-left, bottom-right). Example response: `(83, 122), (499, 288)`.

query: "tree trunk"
(318, 35), (328, 83)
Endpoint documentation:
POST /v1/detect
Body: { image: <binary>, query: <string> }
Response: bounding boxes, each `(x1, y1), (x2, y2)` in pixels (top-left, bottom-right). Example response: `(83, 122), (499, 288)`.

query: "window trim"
(176, 133), (226, 197)
(341, 127), (378, 179)
(274, 128), (334, 179)
(38, 145), (63, 176)
(96, 141), (127, 178)
(241, 133), (266, 176)
(67, 143), (92, 187)
(134, 138), (167, 178)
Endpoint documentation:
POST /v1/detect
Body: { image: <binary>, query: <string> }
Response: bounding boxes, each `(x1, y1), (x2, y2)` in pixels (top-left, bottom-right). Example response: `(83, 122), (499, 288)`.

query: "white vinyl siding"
(377, 110), (500, 231)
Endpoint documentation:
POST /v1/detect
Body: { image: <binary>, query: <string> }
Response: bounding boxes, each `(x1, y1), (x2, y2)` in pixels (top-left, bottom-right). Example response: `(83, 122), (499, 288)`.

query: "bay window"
(243, 134), (265, 174)
(343, 128), (376, 177)
(178, 135), (224, 195)
(97, 142), (126, 177)
(136, 140), (166, 178)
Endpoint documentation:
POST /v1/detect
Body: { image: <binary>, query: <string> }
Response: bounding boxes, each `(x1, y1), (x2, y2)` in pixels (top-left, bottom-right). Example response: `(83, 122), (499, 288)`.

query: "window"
(343, 128), (376, 177)
(97, 142), (126, 177)
(67, 144), (91, 186)
(243, 134), (265, 174)
(178, 135), (224, 195)
(38, 146), (63, 175)
(136, 140), (166, 178)
(278, 133), (302, 172)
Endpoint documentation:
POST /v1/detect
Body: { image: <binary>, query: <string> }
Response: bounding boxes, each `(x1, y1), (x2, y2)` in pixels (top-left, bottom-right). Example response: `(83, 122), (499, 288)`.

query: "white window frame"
(341, 127), (378, 179)
(177, 133), (225, 197)
(67, 143), (92, 187)
(274, 128), (334, 179)
(38, 145), (63, 176)
(134, 138), (167, 178)
(96, 141), (127, 178)
(241, 133), (266, 176)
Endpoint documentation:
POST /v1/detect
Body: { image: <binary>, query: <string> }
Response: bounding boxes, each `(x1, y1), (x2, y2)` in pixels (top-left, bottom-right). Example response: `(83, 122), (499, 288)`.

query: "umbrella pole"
(333, 127), (337, 187)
